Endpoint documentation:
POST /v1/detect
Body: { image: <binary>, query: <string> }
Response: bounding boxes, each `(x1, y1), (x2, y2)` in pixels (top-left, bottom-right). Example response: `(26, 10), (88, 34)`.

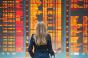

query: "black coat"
(28, 34), (54, 58)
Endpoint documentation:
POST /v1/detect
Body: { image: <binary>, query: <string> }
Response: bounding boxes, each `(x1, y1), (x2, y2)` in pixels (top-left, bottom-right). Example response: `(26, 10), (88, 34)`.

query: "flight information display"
(0, 0), (24, 54)
(29, 0), (62, 51)
(70, 0), (88, 55)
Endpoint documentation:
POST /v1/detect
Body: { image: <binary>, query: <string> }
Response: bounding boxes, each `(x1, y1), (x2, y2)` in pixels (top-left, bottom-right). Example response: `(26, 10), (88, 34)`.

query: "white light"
(70, 53), (73, 55)
(12, 52), (16, 55)
(73, 52), (79, 55)
(2, 52), (5, 55)
(7, 52), (10, 55)
(71, 52), (79, 55)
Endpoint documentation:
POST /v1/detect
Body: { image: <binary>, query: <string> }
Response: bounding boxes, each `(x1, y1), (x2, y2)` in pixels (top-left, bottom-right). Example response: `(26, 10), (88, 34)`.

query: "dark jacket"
(28, 34), (54, 58)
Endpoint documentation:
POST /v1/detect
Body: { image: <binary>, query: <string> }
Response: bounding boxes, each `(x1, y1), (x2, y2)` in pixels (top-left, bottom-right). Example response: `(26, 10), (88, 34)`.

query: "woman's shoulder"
(46, 33), (51, 37)
(46, 33), (51, 40)
(31, 34), (36, 40)
(31, 34), (36, 37)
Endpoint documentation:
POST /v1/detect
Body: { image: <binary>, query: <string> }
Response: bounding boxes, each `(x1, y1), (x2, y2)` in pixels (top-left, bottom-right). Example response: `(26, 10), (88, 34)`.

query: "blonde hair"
(34, 22), (47, 45)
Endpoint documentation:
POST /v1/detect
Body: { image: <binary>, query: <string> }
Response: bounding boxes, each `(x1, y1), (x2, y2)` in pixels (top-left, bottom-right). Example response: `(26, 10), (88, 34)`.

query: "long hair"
(34, 22), (47, 45)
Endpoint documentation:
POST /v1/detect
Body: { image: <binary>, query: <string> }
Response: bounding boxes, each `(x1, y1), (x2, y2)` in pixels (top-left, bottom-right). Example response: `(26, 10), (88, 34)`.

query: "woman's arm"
(28, 34), (34, 57)
(47, 34), (54, 55)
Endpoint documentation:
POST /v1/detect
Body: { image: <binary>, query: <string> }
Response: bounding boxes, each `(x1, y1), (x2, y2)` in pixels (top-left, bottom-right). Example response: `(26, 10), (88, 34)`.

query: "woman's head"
(36, 22), (47, 35)
(35, 21), (47, 45)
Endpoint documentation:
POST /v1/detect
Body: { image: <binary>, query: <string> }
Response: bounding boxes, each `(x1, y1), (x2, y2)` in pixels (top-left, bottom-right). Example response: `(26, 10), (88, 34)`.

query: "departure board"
(0, 0), (88, 58)
(29, 0), (62, 51)
(0, 0), (24, 54)
(70, 0), (88, 55)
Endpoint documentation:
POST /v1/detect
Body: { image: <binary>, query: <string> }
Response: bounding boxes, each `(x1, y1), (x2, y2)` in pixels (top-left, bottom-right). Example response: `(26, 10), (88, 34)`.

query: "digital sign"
(29, 0), (62, 52)
(70, 0), (88, 55)
(0, 0), (24, 54)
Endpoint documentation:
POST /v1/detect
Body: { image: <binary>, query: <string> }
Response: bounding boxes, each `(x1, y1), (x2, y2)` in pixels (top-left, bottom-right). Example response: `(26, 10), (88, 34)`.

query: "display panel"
(29, 0), (62, 51)
(0, 0), (88, 58)
(70, 0), (88, 55)
(0, 0), (24, 54)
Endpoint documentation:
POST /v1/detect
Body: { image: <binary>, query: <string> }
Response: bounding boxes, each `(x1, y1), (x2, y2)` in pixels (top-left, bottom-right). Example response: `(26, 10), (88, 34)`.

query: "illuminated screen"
(70, 16), (88, 54)
(16, 0), (24, 52)
(0, 0), (88, 58)
(29, 0), (62, 51)
(0, 0), (24, 54)
(70, 0), (88, 55)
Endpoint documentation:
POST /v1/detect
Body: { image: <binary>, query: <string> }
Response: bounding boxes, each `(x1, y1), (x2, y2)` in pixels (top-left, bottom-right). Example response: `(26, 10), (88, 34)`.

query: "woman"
(28, 21), (54, 58)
